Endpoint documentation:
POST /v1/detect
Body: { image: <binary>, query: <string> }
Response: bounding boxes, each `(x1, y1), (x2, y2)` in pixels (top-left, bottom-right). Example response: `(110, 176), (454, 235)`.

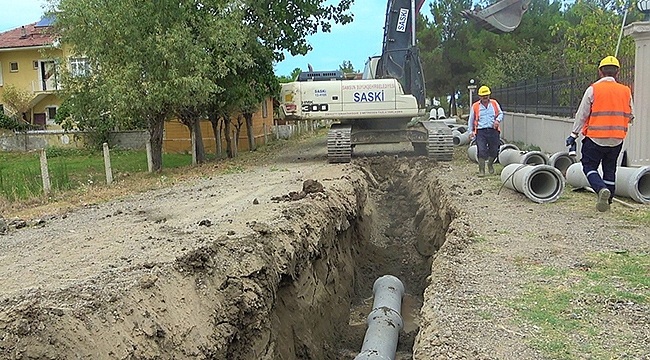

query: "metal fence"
(492, 59), (635, 118)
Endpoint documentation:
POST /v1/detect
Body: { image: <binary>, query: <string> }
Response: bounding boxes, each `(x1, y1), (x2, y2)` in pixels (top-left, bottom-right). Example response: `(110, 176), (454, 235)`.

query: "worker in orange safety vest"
(565, 55), (635, 212)
(467, 85), (503, 176)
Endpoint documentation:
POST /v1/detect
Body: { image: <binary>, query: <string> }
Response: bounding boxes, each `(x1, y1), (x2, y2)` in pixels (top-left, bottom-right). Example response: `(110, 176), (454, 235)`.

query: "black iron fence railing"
(492, 60), (635, 118)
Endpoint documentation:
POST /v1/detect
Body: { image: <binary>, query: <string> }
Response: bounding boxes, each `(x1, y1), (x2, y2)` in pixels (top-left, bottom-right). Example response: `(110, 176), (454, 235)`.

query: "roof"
(0, 22), (56, 50)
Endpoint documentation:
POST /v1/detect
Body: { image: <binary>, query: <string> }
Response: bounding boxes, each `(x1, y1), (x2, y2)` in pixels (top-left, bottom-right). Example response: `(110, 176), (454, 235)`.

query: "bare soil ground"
(0, 132), (648, 359)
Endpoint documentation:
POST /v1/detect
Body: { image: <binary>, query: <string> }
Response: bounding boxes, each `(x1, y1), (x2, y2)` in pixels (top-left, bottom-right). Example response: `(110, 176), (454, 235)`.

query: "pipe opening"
(635, 169), (650, 202)
(551, 156), (575, 176)
(522, 152), (548, 165)
(528, 170), (562, 200)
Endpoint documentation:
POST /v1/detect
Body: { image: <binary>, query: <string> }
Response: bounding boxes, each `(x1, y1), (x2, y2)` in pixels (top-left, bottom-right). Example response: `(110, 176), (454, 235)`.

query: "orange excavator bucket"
(461, 0), (531, 33)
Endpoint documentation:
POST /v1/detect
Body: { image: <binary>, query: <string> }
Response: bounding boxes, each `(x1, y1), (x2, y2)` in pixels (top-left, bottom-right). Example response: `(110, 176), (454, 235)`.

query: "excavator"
(278, 0), (530, 163)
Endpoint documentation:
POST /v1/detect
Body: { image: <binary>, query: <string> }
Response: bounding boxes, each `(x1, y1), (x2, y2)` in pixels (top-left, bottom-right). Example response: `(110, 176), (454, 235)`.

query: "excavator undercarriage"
(326, 119), (453, 163)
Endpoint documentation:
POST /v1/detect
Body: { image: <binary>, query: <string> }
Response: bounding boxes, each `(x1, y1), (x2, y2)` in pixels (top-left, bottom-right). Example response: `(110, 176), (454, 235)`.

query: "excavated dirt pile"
(0, 150), (455, 359)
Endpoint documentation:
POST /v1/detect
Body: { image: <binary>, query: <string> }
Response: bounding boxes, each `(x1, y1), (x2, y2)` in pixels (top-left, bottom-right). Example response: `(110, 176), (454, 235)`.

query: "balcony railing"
(31, 79), (62, 93)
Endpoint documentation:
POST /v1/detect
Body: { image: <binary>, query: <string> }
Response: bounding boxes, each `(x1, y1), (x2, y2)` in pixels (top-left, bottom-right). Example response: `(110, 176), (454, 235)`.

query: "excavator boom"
(461, 0), (531, 33)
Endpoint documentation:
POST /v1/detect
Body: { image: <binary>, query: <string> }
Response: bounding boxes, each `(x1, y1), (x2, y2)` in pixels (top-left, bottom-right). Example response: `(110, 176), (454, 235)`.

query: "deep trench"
(272, 157), (455, 359)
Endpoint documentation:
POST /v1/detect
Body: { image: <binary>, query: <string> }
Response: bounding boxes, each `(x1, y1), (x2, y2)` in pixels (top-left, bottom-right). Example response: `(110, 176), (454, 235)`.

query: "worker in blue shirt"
(468, 86), (504, 176)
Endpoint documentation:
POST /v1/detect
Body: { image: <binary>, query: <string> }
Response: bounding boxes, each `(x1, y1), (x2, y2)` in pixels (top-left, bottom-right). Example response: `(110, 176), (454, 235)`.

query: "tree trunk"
(244, 112), (255, 151)
(179, 109), (206, 164)
(208, 112), (222, 157)
(223, 114), (233, 158)
(148, 113), (165, 172)
(193, 120), (206, 164)
(235, 115), (244, 155)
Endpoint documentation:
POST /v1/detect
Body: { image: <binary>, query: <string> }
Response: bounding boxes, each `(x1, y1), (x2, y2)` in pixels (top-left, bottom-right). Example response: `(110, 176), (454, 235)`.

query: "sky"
(0, 0), (431, 76)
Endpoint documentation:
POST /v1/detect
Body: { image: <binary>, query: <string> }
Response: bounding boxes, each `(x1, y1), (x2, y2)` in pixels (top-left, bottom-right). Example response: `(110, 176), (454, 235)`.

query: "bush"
(0, 113), (34, 131)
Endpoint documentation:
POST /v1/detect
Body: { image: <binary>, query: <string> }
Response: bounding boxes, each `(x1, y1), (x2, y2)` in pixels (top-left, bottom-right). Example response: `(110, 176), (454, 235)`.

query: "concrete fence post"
(102, 142), (113, 185)
(39, 149), (51, 195)
(145, 141), (153, 173)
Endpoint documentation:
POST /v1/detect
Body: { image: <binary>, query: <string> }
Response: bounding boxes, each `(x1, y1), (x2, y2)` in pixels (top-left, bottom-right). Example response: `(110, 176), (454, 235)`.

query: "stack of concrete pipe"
(498, 148), (549, 166)
(467, 142), (515, 163)
(501, 164), (565, 203)
(355, 275), (405, 360)
(565, 163), (650, 204)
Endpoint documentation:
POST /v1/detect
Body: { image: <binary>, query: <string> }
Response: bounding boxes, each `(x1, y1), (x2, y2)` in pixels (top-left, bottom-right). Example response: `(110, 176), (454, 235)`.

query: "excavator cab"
(461, 0), (531, 33)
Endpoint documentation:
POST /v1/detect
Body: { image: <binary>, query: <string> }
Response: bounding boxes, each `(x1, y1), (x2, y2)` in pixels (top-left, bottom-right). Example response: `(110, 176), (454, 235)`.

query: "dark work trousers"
(475, 128), (500, 160)
(581, 137), (622, 199)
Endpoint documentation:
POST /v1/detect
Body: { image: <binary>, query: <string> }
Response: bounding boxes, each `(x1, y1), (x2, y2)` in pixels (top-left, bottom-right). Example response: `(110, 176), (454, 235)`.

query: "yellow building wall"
(0, 45), (69, 128)
(163, 98), (275, 154)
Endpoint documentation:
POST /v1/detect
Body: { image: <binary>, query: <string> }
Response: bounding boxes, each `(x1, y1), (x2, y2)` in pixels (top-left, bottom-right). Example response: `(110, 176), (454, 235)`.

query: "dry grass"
(0, 134), (311, 221)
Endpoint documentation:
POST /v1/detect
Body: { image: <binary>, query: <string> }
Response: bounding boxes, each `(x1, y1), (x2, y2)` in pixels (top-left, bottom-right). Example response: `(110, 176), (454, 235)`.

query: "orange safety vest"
(472, 99), (501, 134)
(582, 81), (632, 139)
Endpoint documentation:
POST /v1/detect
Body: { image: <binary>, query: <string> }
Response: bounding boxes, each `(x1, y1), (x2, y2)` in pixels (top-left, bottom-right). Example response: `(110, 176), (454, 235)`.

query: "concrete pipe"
(498, 148), (549, 167)
(451, 125), (467, 133)
(355, 275), (405, 360)
(499, 143), (520, 153)
(468, 144), (478, 163)
(548, 151), (577, 177)
(454, 131), (471, 146)
(565, 163), (650, 204)
(497, 144), (520, 164)
(500, 164), (565, 203)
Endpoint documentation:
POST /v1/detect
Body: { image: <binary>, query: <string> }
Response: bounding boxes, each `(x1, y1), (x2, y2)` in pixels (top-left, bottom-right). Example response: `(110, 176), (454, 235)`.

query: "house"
(0, 16), (74, 129)
(0, 16), (276, 154)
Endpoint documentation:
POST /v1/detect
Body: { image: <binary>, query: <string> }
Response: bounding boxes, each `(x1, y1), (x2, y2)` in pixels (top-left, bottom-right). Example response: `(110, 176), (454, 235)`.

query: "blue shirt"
(468, 100), (504, 133)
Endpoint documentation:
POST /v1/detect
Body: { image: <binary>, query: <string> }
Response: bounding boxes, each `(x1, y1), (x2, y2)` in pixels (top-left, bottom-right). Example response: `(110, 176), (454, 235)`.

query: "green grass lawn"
(0, 148), (198, 202)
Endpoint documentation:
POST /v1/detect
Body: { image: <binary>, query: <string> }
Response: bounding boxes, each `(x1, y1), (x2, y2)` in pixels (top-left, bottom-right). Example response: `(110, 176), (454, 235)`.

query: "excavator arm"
(373, 0), (427, 109)
(461, 0), (531, 33)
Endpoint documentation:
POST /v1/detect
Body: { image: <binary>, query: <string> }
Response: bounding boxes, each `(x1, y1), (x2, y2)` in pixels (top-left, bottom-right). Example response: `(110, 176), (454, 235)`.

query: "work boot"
(478, 159), (486, 177)
(596, 188), (611, 212)
(487, 157), (495, 175)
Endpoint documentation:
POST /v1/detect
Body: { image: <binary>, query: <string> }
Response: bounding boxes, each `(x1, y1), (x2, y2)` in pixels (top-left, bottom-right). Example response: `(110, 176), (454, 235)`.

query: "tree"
(420, 0), (475, 114)
(242, 0), (354, 61)
(0, 84), (32, 122)
(553, 0), (635, 73)
(339, 60), (356, 74)
(53, 0), (249, 170)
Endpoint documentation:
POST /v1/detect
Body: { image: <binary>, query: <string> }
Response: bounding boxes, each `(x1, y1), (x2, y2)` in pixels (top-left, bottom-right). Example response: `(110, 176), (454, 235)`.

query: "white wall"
(501, 112), (577, 155)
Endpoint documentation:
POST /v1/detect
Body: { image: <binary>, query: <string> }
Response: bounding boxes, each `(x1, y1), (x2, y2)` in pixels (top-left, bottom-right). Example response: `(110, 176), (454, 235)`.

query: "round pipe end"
(521, 151), (549, 165)
(549, 151), (577, 177)
(525, 165), (564, 203)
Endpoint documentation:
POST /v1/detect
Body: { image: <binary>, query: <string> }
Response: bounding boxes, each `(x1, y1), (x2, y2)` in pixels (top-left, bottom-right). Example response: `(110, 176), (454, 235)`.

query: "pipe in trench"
(354, 275), (405, 360)
(500, 164), (565, 203)
(548, 151), (577, 177)
(467, 143), (520, 163)
(565, 162), (650, 204)
(498, 148), (549, 167)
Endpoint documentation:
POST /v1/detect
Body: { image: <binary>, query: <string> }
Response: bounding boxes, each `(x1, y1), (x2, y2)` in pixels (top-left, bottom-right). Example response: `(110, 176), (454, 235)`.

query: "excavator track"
(421, 121), (454, 161)
(327, 125), (352, 163)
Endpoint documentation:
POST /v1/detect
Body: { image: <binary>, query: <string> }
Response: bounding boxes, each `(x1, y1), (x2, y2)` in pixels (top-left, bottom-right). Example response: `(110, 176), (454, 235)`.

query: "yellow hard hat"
(599, 55), (620, 68)
(478, 86), (491, 96)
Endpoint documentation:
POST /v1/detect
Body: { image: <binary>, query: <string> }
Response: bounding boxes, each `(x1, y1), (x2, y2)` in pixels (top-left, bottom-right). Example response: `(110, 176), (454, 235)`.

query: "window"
(33, 60), (39, 70)
(69, 57), (89, 76)
(46, 106), (57, 123)
(261, 99), (268, 118)
(10, 62), (18, 72)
